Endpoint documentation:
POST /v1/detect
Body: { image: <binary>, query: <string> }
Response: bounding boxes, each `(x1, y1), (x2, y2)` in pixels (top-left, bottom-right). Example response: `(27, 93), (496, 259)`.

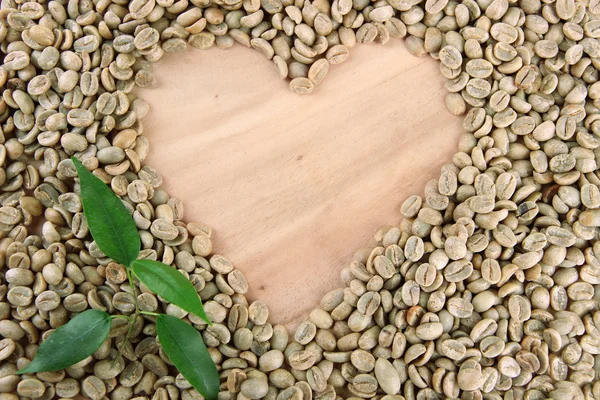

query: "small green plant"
(17, 157), (220, 400)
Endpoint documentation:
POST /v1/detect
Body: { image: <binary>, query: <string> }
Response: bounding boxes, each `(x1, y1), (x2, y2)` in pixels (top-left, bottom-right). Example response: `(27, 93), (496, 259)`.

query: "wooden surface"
(141, 41), (463, 328)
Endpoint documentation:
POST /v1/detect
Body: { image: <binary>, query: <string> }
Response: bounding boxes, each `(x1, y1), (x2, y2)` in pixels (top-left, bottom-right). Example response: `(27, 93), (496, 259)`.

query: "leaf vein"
(85, 180), (131, 263)
(163, 320), (204, 376)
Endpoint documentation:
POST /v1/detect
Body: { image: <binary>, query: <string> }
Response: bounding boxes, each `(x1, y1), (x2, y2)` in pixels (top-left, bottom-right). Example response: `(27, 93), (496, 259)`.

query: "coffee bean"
(17, 379), (45, 398)
(374, 358), (400, 395)
(289, 77), (313, 94)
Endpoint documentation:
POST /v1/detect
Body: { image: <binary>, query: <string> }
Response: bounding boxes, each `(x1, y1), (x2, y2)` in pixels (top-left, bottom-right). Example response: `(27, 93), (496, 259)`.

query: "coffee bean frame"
(1, 0), (600, 399)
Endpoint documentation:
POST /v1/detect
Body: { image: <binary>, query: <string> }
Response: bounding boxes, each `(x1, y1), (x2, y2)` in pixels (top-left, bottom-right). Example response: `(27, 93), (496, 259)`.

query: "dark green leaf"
(17, 309), (111, 373)
(72, 157), (140, 266)
(157, 314), (219, 400)
(131, 259), (211, 324)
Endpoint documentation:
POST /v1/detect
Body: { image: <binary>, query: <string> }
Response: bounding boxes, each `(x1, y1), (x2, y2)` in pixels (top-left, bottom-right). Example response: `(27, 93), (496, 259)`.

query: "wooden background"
(141, 42), (463, 328)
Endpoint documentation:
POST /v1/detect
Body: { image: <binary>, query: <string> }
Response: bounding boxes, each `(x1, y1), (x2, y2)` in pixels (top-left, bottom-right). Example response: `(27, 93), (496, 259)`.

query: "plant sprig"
(18, 157), (219, 400)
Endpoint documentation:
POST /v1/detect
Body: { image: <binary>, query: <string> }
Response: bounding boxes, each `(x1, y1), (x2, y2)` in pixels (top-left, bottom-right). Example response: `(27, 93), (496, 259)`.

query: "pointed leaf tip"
(157, 314), (219, 400)
(17, 309), (111, 374)
(132, 259), (211, 324)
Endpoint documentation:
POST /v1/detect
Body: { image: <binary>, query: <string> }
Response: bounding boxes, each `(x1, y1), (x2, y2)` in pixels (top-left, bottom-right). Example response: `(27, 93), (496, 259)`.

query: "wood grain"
(140, 41), (462, 328)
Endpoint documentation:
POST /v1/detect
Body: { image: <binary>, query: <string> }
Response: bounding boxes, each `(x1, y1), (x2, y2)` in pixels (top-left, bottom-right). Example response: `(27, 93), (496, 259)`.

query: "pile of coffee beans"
(1, 0), (600, 399)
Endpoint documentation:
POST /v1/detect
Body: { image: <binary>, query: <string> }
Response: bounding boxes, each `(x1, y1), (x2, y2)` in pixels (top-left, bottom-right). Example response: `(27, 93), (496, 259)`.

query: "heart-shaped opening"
(141, 43), (462, 326)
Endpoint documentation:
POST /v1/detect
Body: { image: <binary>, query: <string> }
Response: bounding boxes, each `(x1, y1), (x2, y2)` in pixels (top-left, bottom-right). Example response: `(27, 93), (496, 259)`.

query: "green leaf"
(17, 309), (111, 374)
(157, 314), (220, 400)
(131, 259), (211, 324)
(72, 156), (140, 266)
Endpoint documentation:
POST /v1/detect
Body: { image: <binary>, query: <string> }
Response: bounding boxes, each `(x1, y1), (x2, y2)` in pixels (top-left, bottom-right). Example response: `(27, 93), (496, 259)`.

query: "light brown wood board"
(140, 40), (463, 329)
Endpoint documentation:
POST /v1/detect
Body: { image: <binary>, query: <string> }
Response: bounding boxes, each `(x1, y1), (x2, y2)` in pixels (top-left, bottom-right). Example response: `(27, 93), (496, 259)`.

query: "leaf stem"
(118, 268), (141, 355)
(127, 268), (140, 312)
(110, 315), (132, 322)
(127, 267), (135, 288)
(140, 311), (159, 317)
